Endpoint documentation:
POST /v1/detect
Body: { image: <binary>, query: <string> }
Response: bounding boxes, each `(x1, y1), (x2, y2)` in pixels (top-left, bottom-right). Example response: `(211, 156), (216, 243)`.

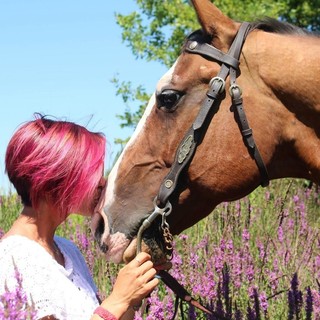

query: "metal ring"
(209, 76), (226, 93)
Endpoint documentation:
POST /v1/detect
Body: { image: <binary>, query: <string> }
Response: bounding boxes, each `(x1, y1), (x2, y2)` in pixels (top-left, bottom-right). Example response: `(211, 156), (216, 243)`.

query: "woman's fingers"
(141, 266), (157, 282)
(133, 252), (151, 265)
(142, 277), (159, 294)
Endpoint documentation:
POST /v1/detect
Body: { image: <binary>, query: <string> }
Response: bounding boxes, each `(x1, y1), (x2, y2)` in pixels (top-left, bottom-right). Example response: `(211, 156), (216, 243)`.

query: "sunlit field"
(1, 179), (319, 319)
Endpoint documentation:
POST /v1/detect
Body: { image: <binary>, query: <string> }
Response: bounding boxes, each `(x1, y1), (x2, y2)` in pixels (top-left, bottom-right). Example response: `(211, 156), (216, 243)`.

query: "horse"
(92, 0), (320, 267)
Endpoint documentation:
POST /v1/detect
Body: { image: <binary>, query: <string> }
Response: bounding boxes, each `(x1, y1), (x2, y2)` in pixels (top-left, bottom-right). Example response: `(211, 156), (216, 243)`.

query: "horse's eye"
(156, 89), (183, 112)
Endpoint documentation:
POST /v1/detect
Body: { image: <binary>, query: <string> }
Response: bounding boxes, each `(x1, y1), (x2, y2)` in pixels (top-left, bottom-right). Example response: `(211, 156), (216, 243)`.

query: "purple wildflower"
(277, 226), (284, 243)
(0, 265), (37, 320)
(242, 228), (250, 242)
(288, 273), (303, 319)
(259, 291), (268, 314)
(305, 286), (313, 320)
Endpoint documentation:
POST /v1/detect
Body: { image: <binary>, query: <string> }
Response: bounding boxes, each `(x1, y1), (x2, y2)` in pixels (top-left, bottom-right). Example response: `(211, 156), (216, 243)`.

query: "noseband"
(136, 22), (269, 319)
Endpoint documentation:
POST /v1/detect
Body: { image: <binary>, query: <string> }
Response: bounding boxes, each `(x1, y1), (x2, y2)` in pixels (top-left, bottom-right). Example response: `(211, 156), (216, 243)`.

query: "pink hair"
(5, 114), (106, 216)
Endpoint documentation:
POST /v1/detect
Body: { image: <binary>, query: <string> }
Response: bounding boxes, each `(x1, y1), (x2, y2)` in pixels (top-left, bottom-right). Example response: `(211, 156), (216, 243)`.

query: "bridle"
(136, 22), (269, 319)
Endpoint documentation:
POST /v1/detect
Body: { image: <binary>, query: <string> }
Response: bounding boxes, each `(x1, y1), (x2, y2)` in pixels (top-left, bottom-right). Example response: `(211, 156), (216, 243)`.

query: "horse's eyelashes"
(156, 89), (183, 112)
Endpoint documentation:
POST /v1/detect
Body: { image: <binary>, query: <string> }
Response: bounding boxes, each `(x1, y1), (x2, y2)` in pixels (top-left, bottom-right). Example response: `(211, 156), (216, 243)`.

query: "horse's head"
(92, 0), (320, 264)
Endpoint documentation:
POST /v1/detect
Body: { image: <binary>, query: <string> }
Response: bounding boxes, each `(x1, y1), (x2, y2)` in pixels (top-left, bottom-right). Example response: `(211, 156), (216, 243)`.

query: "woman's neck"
(4, 204), (65, 266)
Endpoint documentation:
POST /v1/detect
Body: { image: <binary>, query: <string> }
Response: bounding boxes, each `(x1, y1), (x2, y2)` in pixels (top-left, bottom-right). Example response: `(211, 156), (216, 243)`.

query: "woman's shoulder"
(0, 235), (39, 256)
(0, 235), (53, 269)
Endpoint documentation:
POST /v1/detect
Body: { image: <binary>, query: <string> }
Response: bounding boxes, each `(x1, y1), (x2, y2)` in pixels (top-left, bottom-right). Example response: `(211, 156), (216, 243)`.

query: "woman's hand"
(100, 252), (159, 319)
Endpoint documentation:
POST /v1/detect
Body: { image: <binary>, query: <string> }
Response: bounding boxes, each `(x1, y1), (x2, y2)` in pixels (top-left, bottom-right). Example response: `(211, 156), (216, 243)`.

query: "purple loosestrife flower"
(226, 239), (233, 252)
(259, 291), (268, 315)
(222, 264), (232, 318)
(305, 287), (313, 320)
(0, 265), (37, 320)
(242, 228), (250, 243)
(189, 252), (199, 268)
(288, 273), (303, 319)
(215, 282), (225, 318)
(145, 289), (165, 320)
(288, 291), (295, 320)
(246, 263), (255, 283)
(179, 234), (188, 241)
(248, 285), (258, 300)
(265, 191), (270, 201)
(188, 304), (197, 320)
(311, 289), (320, 318)
(220, 239), (227, 252)
(232, 252), (243, 289)
(257, 241), (265, 261)
(171, 251), (187, 286)
(252, 289), (261, 320)
(234, 308), (243, 320)
(201, 270), (216, 300)
(314, 256), (320, 279)
(277, 226), (284, 243)
(214, 250), (224, 274)
(246, 304), (256, 320)
(287, 218), (294, 230)
(293, 195), (299, 204)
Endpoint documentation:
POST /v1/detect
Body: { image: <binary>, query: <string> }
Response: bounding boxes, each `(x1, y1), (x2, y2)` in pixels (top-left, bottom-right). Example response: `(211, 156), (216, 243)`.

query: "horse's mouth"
(92, 211), (169, 266)
(123, 220), (169, 266)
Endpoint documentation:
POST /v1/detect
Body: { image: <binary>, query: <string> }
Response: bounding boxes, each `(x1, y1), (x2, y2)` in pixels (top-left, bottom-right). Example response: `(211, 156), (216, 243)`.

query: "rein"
(136, 22), (269, 319)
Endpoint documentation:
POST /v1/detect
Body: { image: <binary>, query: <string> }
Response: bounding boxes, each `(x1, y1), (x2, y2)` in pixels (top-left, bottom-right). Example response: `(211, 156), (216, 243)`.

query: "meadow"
(0, 178), (319, 319)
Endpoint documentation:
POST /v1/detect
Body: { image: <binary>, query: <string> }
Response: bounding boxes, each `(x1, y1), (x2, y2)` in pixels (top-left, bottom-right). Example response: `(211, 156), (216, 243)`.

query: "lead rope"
(135, 201), (227, 320)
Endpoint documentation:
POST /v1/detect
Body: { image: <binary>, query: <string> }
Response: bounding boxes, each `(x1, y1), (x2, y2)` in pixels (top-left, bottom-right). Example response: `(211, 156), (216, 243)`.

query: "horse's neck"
(257, 32), (320, 112)
(248, 31), (320, 182)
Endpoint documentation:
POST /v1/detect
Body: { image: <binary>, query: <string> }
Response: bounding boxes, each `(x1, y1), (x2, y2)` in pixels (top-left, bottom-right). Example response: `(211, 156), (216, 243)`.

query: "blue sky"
(0, 1), (167, 193)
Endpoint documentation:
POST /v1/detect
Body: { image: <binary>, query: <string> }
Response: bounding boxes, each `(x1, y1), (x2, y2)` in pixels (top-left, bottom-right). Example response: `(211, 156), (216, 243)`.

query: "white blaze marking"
(104, 58), (179, 208)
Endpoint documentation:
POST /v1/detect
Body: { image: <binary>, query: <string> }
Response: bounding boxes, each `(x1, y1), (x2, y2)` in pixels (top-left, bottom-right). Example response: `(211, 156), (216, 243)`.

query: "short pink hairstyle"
(5, 114), (106, 216)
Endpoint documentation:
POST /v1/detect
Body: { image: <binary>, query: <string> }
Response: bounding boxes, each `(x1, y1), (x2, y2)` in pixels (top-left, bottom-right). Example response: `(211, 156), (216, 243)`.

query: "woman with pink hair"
(0, 114), (159, 320)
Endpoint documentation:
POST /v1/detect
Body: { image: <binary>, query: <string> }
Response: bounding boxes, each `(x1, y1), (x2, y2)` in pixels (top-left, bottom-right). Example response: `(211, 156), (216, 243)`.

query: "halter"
(136, 22), (269, 319)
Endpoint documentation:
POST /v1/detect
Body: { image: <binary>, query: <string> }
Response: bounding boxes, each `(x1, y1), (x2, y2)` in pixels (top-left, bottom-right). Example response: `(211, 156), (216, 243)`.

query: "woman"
(0, 114), (159, 320)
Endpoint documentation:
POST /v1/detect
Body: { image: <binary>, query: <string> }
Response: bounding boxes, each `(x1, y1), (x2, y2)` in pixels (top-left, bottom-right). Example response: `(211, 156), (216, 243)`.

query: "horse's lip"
(123, 215), (169, 265)
(123, 237), (169, 266)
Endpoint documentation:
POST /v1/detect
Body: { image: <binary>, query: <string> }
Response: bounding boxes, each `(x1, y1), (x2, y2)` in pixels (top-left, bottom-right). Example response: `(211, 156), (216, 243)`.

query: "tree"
(113, 0), (319, 143)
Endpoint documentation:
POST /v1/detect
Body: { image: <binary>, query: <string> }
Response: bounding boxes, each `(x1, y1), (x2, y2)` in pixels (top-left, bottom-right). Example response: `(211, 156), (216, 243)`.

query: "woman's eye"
(156, 90), (183, 112)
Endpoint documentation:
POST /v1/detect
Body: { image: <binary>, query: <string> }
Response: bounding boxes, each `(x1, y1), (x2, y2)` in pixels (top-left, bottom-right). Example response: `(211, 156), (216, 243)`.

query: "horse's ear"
(191, 0), (239, 50)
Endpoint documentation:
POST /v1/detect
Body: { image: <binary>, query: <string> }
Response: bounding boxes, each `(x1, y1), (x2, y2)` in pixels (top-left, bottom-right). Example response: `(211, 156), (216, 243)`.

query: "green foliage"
(0, 194), (22, 233)
(113, 0), (320, 134)
(116, 0), (196, 68)
(111, 76), (149, 128)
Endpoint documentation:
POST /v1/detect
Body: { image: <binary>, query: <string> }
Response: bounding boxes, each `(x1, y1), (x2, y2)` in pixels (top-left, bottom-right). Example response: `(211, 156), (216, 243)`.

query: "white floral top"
(0, 235), (99, 319)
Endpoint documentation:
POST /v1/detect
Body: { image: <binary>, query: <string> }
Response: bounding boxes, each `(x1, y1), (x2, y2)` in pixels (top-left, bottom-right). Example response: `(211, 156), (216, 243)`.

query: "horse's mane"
(182, 17), (315, 53)
(250, 17), (310, 36)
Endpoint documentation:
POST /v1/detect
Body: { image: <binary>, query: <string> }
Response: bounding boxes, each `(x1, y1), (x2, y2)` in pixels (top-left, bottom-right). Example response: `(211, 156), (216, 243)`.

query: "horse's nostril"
(94, 218), (109, 253)
(100, 243), (108, 253)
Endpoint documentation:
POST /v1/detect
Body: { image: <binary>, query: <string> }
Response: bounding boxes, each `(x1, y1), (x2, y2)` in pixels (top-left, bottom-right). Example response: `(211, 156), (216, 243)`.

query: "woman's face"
(79, 176), (106, 217)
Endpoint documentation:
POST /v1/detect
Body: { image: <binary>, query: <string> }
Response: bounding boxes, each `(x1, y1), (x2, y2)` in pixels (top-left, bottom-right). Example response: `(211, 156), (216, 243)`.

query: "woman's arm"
(91, 252), (159, 320)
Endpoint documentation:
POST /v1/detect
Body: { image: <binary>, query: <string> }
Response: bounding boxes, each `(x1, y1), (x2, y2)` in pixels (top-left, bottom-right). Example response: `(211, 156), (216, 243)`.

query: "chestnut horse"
(92, 0), (320, 266)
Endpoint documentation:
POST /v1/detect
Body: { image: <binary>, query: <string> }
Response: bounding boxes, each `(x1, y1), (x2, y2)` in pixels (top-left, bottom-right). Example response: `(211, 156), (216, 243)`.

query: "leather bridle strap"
(158, 270), (229, 320)
(156, 22), (269, 208)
